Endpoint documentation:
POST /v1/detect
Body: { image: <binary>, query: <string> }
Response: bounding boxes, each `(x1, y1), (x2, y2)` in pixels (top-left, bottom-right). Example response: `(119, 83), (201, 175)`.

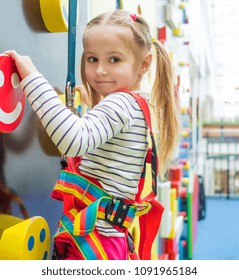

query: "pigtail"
(80, 53), (102, 108)
(151, 40), (180, 180)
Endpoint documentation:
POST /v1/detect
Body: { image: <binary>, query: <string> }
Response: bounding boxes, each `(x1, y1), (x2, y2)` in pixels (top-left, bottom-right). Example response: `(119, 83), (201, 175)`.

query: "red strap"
(65, 156), (82, 173)
(138, 198), (164, 259)
(128, 92), (158, 196)
(122, 91), (164, 259)
(129, 252), (140, 260)
(126, 92), (153, 133)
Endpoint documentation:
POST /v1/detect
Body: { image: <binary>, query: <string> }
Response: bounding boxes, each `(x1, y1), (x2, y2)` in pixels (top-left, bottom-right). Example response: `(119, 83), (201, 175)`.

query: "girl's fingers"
(4, 50), (38, 79)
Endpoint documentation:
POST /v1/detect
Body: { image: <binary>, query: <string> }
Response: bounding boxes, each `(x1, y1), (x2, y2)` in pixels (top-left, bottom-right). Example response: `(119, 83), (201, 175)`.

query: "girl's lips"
(95, 81), (115, 83)
(0, 101), (22, 124)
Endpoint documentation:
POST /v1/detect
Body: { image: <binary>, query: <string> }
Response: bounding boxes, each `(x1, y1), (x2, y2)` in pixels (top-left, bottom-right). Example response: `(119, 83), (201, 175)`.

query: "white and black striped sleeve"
(20, 73), (138, 156)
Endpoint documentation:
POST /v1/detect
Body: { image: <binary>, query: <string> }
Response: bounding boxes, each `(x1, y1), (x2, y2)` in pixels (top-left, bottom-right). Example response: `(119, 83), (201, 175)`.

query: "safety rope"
(65, 0), (78, 113)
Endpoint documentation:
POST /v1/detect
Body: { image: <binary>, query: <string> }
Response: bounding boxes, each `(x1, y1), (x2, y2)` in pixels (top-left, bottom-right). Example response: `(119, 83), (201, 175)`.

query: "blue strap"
(116, 0), (123, 9)
(66, 0), (77, 88)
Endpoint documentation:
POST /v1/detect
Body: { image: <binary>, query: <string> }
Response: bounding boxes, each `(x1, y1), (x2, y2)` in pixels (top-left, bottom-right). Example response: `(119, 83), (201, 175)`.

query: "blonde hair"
(81, 10), (180, 180)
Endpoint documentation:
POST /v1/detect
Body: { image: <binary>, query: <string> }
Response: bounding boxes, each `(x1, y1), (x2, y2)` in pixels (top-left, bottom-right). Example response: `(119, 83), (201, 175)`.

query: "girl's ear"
(140, 52), (152, 74)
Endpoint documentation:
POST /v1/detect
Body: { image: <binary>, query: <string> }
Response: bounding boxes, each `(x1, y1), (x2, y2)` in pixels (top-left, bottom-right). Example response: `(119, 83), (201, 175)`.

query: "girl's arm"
(4, 50), (140, 158)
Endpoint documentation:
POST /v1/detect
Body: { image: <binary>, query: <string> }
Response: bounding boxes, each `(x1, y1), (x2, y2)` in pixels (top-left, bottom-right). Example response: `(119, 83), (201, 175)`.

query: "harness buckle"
(105, 197), (131, 228)
(134, 202), (152, 216)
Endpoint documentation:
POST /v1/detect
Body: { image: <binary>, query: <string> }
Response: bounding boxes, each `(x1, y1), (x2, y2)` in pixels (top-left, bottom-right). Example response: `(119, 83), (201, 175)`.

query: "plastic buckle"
(105, 197), (131, 228)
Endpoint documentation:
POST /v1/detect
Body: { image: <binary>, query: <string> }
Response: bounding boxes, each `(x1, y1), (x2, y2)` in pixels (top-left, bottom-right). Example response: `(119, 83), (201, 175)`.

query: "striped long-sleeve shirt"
(21, 73), (149, 236)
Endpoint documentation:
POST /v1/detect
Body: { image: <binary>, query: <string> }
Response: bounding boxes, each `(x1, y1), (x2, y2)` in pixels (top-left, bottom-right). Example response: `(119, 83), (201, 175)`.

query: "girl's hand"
(4, 50), (38, 80)
(76, 85), (91, 106)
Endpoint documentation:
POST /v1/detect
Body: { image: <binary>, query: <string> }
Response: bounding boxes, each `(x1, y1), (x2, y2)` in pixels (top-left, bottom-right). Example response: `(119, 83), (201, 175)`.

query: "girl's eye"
(110, 57), (120, 63)
(87, 57), (97, 63)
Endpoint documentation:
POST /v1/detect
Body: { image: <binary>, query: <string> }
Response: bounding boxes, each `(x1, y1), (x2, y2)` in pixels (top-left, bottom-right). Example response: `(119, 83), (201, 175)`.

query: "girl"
(5, 10), (179, 260)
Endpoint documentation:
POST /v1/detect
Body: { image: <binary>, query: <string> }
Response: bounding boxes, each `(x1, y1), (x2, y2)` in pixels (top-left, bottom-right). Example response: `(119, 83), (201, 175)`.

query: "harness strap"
(119, 92), (164, 259)
(54, 215), (108, 260)
(121, 92), (158, 198)
(51, 170), (151, 236)
(138, 198), (164, 259)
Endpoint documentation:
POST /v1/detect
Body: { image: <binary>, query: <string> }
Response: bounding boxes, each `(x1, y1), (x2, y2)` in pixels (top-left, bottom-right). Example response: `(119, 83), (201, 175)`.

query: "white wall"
(90, 0), (157, 34)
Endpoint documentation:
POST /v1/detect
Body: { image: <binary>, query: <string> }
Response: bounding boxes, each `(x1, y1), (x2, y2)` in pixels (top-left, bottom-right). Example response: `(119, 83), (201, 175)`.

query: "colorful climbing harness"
(52, 169), (151, 260)
(51, 92), (165, 260)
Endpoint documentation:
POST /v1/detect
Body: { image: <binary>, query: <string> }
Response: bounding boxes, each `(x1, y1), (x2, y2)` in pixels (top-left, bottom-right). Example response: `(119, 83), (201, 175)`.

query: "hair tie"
(130, 14), (137, 21)
(151, 37), (156, 44)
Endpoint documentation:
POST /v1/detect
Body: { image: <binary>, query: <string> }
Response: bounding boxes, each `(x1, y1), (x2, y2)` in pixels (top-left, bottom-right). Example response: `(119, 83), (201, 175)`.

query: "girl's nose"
(96, 64), (108, 76)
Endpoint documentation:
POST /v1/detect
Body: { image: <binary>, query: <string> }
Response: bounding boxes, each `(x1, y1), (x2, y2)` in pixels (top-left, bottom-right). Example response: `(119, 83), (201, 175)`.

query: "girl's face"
(83, 26), (146, 97)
